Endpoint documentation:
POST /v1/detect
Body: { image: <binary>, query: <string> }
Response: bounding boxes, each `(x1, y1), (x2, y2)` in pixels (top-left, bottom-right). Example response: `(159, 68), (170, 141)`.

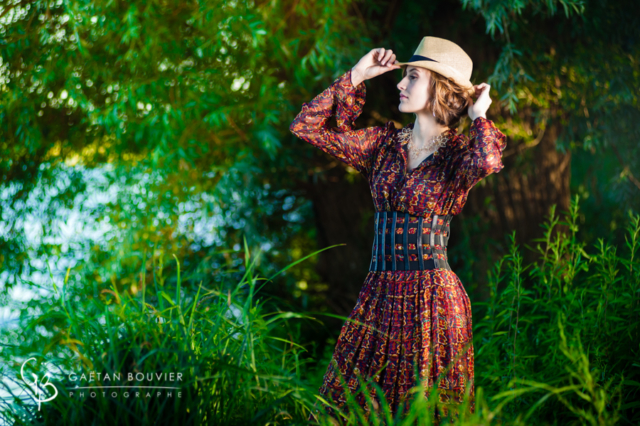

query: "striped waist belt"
(369, 211), (453, 272)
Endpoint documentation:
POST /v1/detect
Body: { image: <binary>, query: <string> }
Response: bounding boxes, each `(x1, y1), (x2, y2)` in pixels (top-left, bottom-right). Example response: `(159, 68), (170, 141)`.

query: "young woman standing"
(290, 36), (506, 423)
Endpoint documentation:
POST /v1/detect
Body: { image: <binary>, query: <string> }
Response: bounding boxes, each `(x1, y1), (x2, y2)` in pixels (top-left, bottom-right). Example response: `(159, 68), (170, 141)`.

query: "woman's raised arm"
(290, 49), (401, 177)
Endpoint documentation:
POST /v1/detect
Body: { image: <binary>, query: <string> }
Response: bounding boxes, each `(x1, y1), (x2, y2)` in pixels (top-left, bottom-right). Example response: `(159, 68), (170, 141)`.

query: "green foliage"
(0, 238), (336, 425)
(2, 1), (639, 422)
(310, 196), (640, 425)
(2, 197), (639, 425)
(459, 0), (640, 220)
(462, 0), (585, 112)
(464, 0), (640, 161)
(2, 0), (639, 309)
(473, 195), (640, 424)
(0, 0), (367, 289)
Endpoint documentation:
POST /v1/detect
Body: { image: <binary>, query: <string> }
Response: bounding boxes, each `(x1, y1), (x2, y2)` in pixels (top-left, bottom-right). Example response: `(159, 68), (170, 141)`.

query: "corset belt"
(369, 211), (453, 272)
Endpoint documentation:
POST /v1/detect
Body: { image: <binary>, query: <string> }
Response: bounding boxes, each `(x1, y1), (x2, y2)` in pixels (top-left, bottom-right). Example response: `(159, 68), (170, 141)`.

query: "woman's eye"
(409, 76), (416, 80)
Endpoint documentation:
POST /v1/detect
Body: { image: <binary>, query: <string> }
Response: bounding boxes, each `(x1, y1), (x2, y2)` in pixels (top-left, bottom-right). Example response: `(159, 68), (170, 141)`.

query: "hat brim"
(397, 61), (475, 95)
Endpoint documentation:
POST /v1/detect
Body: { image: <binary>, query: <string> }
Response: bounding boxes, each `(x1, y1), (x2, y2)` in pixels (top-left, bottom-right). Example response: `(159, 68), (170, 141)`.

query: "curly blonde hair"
(403, 67), (473, 128)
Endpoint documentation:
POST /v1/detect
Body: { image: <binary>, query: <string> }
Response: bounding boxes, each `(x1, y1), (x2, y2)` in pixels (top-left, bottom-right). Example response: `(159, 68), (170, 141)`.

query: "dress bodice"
(290, 68), (507, 219)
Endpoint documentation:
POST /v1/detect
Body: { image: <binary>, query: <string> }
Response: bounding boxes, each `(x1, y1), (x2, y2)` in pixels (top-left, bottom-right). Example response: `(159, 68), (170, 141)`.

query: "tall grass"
(0, 241), (331, 425)
(472, 195), (640, 425)
(1, 195), (639, 425)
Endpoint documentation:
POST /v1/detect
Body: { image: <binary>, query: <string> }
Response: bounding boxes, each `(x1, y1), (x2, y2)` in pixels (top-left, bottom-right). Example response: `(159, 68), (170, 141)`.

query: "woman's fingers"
(380, 49), (388, 63)
(479, 85), (491, 101)
(473, 83), (490, 97)
(383, 50), (394, 65)
(468, 83), (494, 119)
(372, 47), (396, 66)
(359, 48), (401, 79)
(354, 48), (401, 82)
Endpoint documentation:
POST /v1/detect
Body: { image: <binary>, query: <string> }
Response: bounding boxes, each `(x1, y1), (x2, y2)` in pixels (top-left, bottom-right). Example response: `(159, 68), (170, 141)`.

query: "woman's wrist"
(350, 68), (365, 88)
(471, 113), (487, 121)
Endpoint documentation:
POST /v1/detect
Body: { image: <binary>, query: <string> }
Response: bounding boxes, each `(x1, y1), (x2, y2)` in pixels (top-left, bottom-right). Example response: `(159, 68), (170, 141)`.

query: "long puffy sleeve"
(451, 117), (507, 193)
(289, 69), (390, 177)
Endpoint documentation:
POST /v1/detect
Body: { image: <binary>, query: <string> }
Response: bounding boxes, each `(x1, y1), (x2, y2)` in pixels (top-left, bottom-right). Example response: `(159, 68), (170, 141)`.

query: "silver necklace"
(408, 128), (450, 161)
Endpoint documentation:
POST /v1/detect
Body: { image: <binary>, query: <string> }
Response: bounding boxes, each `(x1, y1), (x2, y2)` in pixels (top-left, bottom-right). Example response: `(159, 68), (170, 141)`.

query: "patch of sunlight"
(231, 76), (245, 91)
(44, 136), (145, 167)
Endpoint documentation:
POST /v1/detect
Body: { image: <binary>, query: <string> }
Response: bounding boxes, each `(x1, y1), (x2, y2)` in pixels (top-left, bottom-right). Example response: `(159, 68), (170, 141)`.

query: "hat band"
(407, 54), (439, 63)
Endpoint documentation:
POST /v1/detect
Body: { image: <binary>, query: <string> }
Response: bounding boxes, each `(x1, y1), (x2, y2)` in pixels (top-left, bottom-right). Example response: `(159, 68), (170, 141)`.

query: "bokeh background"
(1, 0), (639, 424)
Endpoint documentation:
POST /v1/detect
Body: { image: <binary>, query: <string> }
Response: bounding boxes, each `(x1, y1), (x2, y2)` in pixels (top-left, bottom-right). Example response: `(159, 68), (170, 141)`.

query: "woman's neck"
(412, 112), (449, 144)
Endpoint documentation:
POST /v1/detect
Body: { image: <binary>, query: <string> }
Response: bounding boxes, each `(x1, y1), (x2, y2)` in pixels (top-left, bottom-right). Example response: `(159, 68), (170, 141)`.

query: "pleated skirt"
(310, 269), (475, 423)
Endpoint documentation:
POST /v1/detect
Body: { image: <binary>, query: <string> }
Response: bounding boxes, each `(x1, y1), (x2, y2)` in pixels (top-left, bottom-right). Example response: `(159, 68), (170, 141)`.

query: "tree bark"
(306, 163), (375, 315)
(462, 116), (571, 265)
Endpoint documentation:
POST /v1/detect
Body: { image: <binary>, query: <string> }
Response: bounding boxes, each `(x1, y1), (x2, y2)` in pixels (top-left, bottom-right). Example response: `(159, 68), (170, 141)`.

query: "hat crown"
(397, 36), (474, 92)
(411, 36), (473, 81)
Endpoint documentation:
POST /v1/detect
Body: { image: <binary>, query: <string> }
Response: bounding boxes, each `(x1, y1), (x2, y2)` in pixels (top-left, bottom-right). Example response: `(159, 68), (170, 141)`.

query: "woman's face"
(397, 66), (430, 114)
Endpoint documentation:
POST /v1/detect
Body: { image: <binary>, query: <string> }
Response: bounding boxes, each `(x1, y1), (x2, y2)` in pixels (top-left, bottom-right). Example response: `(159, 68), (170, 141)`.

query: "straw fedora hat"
(397, 36), (474, 94)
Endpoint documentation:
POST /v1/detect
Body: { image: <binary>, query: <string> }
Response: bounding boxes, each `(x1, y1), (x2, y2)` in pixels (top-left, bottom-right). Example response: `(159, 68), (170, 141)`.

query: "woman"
(290, 36), (506, 423)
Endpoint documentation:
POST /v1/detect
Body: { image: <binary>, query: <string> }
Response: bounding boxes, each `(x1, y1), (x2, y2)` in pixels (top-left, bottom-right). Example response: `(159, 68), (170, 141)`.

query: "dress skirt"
(312, 268), (475, 422)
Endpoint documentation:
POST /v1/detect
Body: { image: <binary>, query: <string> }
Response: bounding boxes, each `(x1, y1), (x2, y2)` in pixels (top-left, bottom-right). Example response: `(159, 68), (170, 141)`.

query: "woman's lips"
(400, 95), (407, 100)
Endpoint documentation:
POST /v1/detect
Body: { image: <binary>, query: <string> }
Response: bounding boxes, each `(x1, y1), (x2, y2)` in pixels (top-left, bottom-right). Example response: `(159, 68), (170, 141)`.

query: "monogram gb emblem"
(20, 357), (59, 411)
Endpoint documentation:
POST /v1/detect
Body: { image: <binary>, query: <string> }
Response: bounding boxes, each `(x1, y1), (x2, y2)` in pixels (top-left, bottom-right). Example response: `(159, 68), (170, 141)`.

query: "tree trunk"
(306, 164), (375, 316)
(462, 117), (572, 265)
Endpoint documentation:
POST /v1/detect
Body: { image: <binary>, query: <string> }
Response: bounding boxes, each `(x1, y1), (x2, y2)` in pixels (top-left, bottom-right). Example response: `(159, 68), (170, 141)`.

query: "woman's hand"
(468, 83), (492, 121)
(351, 48), (402, 87)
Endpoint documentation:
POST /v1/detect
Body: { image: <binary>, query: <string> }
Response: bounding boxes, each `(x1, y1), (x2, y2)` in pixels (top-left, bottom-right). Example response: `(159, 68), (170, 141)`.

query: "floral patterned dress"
(290, 69), (506, 421)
